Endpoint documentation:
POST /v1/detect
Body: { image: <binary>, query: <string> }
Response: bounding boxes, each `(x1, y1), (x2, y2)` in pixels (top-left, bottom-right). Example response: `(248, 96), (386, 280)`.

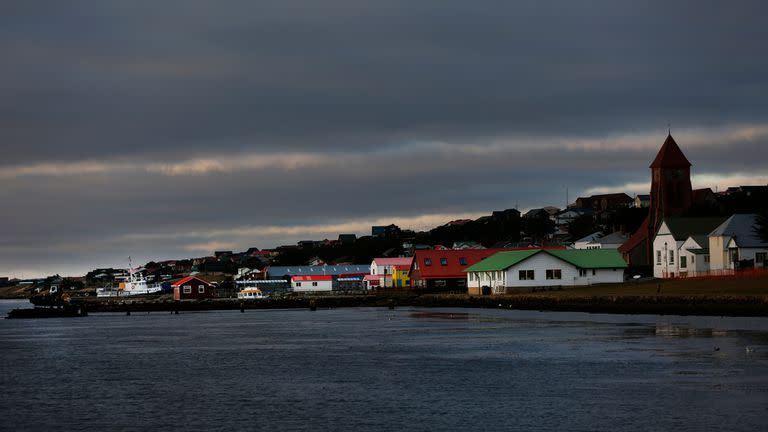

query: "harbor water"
(1, 299), (768, 431)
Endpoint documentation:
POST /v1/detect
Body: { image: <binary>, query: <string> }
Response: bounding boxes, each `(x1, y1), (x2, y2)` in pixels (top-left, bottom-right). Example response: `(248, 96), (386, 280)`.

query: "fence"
(664, 267), (768, 281)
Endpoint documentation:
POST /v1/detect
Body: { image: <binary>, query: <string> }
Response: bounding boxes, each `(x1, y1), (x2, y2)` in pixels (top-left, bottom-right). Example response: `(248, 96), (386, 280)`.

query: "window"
(459, 257), (468, 266)
(669, 252), (674, 265)
(435, 280), (446, 287)
(183, 285), (191, 294)
(312, 282), (318, 287)
(690, 256), (695, 264)
(579, 269), (588, 277)
(457, 280), (466, 287)
(546, 269), (562, 280)
(295, 282), (302, 287)
(198, 285), (205, 293)
(680, 256), (687, 269)
(704, 255), (710, 263)
(518, 270), (534, 280)
(592, 269), (596, 276)
(440, 258), (448, 266)
(424, 258), (432, 266)
(656, 251), (662, 265)
(757, 253), (766, 264)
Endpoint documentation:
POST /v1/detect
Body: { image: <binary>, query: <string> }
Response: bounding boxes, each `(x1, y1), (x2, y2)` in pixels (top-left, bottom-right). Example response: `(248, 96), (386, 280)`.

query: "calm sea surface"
(1, 299), (768, 431)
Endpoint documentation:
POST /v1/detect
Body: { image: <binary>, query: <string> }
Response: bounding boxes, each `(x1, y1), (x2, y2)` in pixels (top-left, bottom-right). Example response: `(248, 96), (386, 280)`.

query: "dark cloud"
(1, 1), (767, 275)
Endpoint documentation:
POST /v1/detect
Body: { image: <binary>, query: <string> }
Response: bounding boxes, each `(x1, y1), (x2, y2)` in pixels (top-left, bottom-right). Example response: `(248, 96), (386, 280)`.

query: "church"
(619, 134), (703, 267)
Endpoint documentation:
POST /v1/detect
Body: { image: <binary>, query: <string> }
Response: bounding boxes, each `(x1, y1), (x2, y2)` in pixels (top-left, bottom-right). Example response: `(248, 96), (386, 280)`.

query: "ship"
(96, 258), (164, 297)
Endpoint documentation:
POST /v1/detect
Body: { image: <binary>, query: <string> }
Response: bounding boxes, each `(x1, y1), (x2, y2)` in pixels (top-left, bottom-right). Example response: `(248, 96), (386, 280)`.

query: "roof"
(171, 276), (212, 287)
(595, 232), (629, 245)
(411, 249), (511, 279)
(464, 249), (627, 272)
(412, 247), (566, 279)
(709, 214), (768, 248)
(575, 232), (603, 243)
(371, 257), (413, 267)
(619, 217), (649, 253)
(268, 265), (369, 278)
(661, 217), (728, 241)
(650, 134), (692, 168)
(291, 275), (332, 281)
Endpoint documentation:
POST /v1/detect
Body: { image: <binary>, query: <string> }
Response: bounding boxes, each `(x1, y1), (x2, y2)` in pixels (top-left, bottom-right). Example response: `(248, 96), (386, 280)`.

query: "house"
(708, 214), (768, 271)
(337, 234), (357, 244)
(652, 217), (727, 278)
(574, 193), (633, 212)
(452, 241), (486, 250)
(267, 265), (369, 279)
(368, 257), (413, 289)
(573, 232), (628, 250)
(553, 208), (593, 225)
(464, 249), (627, 294)
(491, 208), (521, 222)
(291, 275), (332, 292)
(409, 247), (566, 291)
(409, 249), (509, 291)
(523, 207), (559, 219)
(372, 224), (401, 236)
(172, 276), (215, 300)
(390, 266), (411, 288)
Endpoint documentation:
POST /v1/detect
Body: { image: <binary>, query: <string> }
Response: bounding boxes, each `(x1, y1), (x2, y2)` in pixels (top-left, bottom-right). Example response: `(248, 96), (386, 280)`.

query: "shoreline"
(8, 293), (767, 318)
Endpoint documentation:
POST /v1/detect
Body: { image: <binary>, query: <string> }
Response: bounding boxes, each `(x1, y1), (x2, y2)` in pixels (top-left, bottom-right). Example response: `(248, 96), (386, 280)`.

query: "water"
(2, 299), (768, 431)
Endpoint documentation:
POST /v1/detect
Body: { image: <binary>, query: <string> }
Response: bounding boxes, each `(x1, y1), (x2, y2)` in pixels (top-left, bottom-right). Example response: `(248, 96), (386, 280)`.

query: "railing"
(665, 267), (768, 281)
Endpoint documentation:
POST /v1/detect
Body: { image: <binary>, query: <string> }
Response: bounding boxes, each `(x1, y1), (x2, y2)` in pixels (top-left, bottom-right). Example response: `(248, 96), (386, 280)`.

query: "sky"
(2, 1), (768, 277)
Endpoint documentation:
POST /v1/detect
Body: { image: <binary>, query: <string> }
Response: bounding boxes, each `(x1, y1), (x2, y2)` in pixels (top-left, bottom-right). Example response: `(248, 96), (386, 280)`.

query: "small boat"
(237, 288), (265, 300)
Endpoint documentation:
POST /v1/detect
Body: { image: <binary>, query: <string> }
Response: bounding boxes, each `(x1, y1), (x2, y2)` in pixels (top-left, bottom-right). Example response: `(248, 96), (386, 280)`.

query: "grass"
(503, 277), (768, 298)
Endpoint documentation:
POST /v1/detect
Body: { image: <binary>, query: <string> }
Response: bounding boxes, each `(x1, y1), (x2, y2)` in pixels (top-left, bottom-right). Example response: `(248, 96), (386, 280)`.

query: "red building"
(172, 276), (215, 300)
(409, 247), (565, 291)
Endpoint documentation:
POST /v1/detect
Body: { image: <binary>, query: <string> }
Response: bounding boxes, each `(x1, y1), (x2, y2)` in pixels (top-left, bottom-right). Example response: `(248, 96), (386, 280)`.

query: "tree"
(755, 211), (768, 243)
(567, 215), (597, 241)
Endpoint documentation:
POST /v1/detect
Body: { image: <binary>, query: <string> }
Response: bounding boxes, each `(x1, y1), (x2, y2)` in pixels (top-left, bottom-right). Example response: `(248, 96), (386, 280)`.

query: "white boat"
(237, 288), (265, 299)
(96, 258), (164, 297)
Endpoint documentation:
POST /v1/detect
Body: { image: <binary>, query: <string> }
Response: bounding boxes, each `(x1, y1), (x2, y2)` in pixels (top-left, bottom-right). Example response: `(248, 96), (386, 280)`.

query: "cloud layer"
(1, 1), (767, 276)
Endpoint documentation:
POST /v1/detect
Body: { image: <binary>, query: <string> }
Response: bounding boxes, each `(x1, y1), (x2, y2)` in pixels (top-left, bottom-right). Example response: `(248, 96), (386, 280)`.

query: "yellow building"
(391, 266), (411, 288)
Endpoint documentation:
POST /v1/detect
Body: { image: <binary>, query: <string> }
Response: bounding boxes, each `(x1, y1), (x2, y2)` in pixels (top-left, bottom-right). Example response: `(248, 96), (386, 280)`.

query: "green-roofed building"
(464, 249), (627, 294)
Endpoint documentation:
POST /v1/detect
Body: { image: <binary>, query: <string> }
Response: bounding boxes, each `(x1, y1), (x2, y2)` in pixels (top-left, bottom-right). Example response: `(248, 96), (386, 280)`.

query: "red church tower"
(619, 133), (694, 267)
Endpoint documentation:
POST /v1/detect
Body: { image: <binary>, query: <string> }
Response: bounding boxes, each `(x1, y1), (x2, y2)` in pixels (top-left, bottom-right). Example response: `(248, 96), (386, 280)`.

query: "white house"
(652, 217), (726, 278)
(573, 232), (628, 250)
(709, 214), (768, 271)
(291, 275), (332, 292)
(464, 249), (626, 294)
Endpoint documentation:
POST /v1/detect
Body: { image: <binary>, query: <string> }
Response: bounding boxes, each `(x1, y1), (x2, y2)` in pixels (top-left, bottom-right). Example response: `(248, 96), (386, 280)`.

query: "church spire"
(649, 133), (691, 169)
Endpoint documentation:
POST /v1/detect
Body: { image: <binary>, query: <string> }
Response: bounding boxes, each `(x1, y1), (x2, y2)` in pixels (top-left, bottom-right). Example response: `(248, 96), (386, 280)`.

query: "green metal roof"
(545, 249), (628, 269)
(463, 249), (627, 272)
(463, 250), (541, 272)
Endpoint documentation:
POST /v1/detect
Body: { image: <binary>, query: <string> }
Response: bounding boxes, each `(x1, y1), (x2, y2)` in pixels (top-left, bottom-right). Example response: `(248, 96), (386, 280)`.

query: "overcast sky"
(2, 1), (767, 277)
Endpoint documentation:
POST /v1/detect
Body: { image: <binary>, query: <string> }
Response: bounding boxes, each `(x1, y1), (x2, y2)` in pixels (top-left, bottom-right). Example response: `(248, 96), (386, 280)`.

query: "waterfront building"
(367, 257), (413, 289)
(291, 275), (333, 292)
(464, 249), (627, 294)
(652, 217), (727, 278)
(172, 276), (215, 300)
(708, 214), (768, 271)
(409, 249), (508, 291)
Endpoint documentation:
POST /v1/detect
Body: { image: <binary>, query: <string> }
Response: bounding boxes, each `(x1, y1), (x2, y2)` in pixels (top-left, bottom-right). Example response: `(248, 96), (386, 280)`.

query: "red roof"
(172, 276), (212, 287)
(410, 247), (565, 280)
(291, 275), (332, 281)
(372, 257), (413, 267)
(650, 134), (691, 168)
(618, 217), (649, 254)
